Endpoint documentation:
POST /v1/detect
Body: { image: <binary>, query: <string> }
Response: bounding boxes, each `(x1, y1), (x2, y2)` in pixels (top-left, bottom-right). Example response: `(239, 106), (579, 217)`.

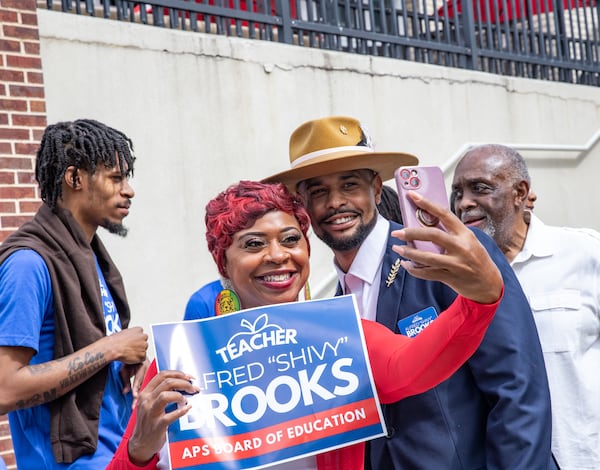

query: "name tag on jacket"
(398, 307), (438, 338)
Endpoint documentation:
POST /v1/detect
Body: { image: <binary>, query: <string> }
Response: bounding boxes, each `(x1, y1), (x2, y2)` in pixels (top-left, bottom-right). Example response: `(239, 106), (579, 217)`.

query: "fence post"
(460, 0), (478, 70)
(276, 0), (293, 43)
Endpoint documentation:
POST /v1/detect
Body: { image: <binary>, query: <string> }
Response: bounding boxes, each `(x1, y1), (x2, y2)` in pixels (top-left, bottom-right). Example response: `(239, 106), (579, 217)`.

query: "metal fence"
(47, 0), (600, 85)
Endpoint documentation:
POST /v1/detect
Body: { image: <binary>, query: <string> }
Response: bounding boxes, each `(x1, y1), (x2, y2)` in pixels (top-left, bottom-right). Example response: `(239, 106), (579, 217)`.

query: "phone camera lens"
(400, 169), (410, 179)
(409, 177), (420, 188)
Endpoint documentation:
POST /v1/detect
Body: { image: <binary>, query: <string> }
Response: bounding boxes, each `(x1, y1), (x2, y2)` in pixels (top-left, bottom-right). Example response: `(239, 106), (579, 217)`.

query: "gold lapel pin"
(386, 258), (401, 287)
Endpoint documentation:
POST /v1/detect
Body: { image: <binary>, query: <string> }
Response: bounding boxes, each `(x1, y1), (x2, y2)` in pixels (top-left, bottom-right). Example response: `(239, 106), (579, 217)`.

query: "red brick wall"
(0, 0), (45, 244)
(0, 0), (47, 467)
(0, 418), (14, 469)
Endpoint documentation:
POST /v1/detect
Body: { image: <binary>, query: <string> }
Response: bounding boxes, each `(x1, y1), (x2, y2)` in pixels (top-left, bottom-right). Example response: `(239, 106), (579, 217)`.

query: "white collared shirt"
(334, 215), (389, 321)
(511, 214), (600, 470)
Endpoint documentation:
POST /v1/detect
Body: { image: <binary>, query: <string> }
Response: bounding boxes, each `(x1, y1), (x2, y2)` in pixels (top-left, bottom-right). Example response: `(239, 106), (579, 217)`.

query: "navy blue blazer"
(358, 222), (556, 470)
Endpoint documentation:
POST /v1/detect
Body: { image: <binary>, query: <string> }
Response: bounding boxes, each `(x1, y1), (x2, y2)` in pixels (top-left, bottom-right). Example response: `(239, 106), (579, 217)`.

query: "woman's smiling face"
(223, 210), (310, 309)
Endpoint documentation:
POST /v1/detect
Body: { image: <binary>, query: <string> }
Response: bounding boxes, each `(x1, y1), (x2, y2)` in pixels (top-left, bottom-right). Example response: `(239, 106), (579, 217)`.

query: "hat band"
(291, 146), (374, 168)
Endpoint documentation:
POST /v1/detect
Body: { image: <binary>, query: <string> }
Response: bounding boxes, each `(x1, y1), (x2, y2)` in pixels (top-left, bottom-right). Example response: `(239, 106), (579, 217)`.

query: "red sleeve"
(364, 289), (503, 404)
(107, 360), (160, 470)
(316, 442), (365, 470)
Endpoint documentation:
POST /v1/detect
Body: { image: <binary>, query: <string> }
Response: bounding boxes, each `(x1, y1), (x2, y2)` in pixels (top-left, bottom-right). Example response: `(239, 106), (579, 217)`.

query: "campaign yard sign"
(151, 295), (386, 470)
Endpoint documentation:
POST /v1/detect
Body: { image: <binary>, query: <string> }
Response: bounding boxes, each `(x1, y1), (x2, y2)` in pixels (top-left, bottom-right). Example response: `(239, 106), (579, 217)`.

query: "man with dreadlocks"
(0, 119), (149, 468)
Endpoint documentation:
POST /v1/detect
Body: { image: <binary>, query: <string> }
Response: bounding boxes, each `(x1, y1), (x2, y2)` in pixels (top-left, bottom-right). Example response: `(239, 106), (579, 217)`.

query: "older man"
(452, 143), (600, 470)
(264, 116), (556, 469)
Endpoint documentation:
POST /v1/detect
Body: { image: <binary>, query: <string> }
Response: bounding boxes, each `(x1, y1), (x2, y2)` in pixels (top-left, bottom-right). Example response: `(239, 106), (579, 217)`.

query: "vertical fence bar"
(277, 0), (293, 43)
(460, 0), (478, 69)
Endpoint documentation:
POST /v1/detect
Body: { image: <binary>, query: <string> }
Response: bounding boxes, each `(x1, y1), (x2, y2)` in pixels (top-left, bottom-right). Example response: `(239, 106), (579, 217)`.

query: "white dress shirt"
(334, 215), (389, 321)
(511, 214), (600, 470)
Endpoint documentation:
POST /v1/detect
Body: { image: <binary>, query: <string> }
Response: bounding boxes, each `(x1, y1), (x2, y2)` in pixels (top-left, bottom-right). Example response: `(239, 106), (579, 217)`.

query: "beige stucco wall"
(37, 9), (600, 335)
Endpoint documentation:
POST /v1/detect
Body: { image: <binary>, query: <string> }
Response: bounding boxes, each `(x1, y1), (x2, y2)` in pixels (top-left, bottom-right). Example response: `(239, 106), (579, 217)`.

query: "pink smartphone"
(394, 165), (449, 254)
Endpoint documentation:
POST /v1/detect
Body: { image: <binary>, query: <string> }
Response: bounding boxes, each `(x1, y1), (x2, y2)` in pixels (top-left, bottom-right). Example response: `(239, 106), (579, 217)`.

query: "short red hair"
(205, 180), (311, 278)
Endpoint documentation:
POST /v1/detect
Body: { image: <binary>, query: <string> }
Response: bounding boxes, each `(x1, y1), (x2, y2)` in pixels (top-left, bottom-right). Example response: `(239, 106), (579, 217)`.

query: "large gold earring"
(215, 279), (241, 316)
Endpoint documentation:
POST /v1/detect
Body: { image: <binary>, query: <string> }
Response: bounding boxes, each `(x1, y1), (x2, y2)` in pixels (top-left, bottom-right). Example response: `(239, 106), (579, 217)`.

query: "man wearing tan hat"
(264, 116), (556, 470)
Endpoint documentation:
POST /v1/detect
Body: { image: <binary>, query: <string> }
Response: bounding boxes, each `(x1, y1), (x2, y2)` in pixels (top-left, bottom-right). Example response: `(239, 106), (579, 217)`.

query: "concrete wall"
(37, 9), (600, 336)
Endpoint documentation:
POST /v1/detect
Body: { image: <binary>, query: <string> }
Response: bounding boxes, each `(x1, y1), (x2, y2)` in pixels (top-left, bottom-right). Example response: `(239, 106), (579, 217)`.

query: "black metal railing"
(47, 0), (600, 85)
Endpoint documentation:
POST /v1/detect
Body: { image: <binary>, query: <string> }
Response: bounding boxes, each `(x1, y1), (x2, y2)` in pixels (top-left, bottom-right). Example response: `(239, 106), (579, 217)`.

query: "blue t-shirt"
(183, 279), (222, 320)
(0, 250), (132, 469)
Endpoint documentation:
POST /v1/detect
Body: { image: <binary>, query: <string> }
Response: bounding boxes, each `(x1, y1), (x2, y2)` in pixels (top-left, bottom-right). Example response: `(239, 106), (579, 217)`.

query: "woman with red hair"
(184, 180), (313, 319)
(109, 180), (503, 470)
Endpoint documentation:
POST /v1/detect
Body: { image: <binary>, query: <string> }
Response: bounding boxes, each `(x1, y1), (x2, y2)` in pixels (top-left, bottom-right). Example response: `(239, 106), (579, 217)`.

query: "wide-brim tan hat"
(263, 116), (419, 190)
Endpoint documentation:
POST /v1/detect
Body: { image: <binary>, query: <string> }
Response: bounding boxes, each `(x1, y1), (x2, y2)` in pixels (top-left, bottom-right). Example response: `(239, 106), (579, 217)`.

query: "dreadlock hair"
(377, 185), (404, 224)
(35, 119), (136, 210)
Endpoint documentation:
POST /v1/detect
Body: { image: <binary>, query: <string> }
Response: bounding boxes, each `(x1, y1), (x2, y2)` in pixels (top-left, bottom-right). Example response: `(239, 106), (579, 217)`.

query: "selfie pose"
(263, 116), (556, 470)
(109, 180), (504, 470)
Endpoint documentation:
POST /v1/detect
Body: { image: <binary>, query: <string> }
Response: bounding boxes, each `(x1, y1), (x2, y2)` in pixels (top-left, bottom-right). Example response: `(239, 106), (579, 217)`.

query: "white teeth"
(262, 273), (291, 282)
(331, 216), (354, 225)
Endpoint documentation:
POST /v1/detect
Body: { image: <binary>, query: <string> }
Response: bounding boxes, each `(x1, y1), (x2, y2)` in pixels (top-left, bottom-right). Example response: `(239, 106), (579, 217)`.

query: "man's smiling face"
(298, 169), (382, 253)
(451, 149), (521, 249)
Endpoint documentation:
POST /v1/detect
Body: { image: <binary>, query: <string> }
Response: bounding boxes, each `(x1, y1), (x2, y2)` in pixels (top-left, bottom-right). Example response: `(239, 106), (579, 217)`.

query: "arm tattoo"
(60, 351), (107, 389)
(14, 352), (108, 409)
(15, 388), (57, 410)
(27, 362), (54, 376)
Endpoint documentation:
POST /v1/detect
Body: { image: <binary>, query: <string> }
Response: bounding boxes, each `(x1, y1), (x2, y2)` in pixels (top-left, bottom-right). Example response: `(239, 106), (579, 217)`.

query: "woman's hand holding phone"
(391, 183), (503, 305)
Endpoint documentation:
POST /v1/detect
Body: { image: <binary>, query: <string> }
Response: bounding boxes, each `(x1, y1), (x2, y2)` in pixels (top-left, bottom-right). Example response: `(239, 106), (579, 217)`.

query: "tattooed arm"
(0, 327), (148, 415)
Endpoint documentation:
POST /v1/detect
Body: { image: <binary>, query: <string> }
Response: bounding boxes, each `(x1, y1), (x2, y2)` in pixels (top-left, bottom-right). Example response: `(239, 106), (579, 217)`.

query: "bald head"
(451, 144), (531, 253)
(462, 144), (530, 185)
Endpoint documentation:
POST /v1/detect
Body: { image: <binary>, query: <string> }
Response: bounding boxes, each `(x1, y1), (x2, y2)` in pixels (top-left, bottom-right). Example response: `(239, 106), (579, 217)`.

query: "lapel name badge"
(398, 306), (438, 338)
